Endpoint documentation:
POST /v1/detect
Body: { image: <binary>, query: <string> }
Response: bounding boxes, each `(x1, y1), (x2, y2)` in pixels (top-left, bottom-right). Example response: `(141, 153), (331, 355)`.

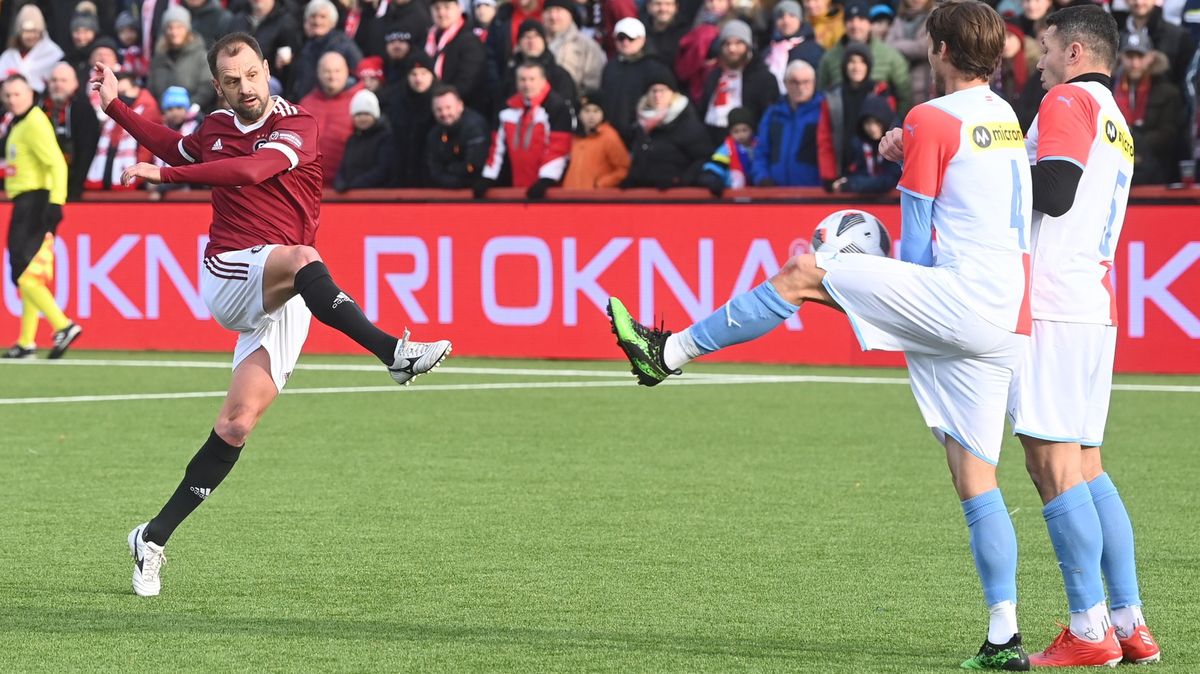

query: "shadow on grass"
(1, 605), (938, 664)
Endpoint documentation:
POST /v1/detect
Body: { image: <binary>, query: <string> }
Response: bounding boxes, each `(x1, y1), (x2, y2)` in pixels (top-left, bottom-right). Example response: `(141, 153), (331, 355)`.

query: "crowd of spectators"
(1, 0), (1197, 197)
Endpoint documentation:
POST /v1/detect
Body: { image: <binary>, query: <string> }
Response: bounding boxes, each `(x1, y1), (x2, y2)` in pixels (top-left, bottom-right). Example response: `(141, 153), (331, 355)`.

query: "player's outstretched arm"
(160, 151), (293, 187)
(91, 64), (191, 166)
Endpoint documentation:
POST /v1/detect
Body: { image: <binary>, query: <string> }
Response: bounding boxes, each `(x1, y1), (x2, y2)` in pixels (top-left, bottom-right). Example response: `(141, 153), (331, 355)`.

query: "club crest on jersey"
(969, 122), (1023, 151)
(253, 137), (269, 151)
(1102, 117), (1135, 163)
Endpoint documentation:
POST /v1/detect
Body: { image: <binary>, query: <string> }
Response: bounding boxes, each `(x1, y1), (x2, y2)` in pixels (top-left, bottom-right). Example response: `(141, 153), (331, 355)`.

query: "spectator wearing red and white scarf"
(427, 0), (488, 110)
(85, 72), (160, 191)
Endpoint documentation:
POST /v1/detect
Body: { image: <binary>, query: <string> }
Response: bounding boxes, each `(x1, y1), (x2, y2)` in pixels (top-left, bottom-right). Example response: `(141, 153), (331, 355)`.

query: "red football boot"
(1118, 625), (1161, 664)
(1029, 624), (1122, 668)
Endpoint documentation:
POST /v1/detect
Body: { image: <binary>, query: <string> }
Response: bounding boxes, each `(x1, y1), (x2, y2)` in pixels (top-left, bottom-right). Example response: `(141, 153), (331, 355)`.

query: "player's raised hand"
(121, 162), (163, 187)
(89, 63), (118, 110)
(880, 127), (905, 164)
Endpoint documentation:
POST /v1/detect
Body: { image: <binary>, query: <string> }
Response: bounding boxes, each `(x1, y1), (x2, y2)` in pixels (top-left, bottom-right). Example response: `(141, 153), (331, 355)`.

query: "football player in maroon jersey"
(90, 33), (452, 597)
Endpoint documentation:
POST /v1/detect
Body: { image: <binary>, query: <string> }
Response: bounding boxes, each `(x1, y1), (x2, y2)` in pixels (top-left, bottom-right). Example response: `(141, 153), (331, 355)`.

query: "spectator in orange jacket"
(563, 90), (630, 188)
(300, 51), (363, 186)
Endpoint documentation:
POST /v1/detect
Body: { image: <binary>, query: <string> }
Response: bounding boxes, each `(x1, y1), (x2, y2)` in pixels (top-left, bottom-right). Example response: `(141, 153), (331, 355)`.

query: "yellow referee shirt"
(5, 106), (68, 205)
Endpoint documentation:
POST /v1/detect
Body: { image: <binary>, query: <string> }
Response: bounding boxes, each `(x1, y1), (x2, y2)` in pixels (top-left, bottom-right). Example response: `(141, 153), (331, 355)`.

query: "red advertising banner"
(2, 202), (1197, 373)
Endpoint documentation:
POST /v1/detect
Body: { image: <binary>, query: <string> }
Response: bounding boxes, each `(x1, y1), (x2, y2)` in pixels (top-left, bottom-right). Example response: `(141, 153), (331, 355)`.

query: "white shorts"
(200, 245), (312, 391)
(1008, 320), (1116, 446)
(818, 252), (1028, 464)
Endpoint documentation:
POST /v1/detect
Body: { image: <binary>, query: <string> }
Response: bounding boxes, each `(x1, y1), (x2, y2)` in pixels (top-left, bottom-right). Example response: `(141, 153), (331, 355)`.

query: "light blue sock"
(1088, 472), (1142, 608)
(688, 281), (798, 354)
(962, 489), (1018, 606)
(1043, 482), (1106, 612)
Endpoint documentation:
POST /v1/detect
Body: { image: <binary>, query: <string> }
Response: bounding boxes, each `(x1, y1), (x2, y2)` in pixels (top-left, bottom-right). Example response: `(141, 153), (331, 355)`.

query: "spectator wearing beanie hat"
(114, 11), (150, 81)
(601, 17), (675, 144)
(563, 90), (630, 189)
(817, 0), (911, 114)
(675, 0), (730, 102)
(474, 0), (499, 42)
(543, 0), (607, 92)
(766, 1), (824, 92)
(697, 106), (756, 196)
(357, 56), (387, 94)
(149, 6), (216, 112)
(149, 86), (202, 196)
(336, 89), (396, 192)
(621, 73), (712, 189)
(0, 5), (63, 94)
(229, 0), (305, 95)
(66, 11), (99, 72)
(700, 20), (778, 145)
(354, 0), (432, 59)
(486, 0), (545, 73)
(301, 51), (365, 186)
(817, 42), (894, 187)
(387, 51), (440, 187)
(427, 0), (488, 112)
(499, 20), (578, 111)
(868, 4), (894, 42)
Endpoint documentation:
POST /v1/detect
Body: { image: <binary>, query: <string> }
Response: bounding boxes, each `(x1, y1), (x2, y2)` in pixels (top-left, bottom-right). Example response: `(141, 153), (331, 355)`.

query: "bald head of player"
(1037, 5), (1119, 89)
(207, 32), (272, 124)
(924, 0), (1005, 94)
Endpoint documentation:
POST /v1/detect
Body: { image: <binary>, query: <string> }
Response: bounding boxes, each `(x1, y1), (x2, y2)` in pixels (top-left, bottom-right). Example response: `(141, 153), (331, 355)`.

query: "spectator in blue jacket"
(752, 60), (823, 186)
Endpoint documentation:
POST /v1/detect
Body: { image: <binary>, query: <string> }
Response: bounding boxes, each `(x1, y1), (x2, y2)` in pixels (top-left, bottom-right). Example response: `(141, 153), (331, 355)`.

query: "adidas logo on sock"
(331, 291), (353, 309)
(190, 486), (212, 500)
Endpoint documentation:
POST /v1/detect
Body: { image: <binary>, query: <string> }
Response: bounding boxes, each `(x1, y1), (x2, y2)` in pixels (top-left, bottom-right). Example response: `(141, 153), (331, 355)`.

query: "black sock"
(143, 430), (243, 546)
(295, 261), (397, 364)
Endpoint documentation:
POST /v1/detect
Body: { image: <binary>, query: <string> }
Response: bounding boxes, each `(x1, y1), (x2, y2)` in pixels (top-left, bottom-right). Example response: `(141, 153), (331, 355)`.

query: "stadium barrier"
(1, 196), (1197, 373)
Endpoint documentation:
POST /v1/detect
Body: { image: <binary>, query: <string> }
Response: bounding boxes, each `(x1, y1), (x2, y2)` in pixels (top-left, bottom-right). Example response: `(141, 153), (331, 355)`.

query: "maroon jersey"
(169, 97), (323, 256)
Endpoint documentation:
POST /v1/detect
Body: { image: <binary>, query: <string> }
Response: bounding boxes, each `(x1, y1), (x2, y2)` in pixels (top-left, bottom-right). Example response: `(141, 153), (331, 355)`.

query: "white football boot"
(388, 329), (452, 385)
(128, 522), (166, 597)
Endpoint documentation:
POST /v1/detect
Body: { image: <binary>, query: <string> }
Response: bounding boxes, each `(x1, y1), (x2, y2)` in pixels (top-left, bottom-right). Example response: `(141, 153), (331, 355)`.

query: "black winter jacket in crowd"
(699, 58), (779, 145)
(335, 121), (396, 191)
(229, 2), (304, 93)
(624, 93), (713, 188)
(356, 0), (432, 58)
(387, 86), (437, 187)
(426, 108), (491, 189)
(428, 16), (489, 111)
(600, 53), (675, 144)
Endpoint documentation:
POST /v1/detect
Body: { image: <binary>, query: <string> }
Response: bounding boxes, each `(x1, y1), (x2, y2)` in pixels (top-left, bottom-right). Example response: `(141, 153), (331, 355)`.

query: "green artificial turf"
(1, 353), (1196, 672)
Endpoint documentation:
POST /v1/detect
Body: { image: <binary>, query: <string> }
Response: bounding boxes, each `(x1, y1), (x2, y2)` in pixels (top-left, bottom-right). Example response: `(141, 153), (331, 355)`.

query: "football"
(811, 209), (892, 257)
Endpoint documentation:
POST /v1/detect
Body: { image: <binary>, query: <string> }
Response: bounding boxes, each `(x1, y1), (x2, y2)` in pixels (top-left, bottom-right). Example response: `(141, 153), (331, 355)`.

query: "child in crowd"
(149, 86), (201, 197)
(696, 107), (756, 197)
(829, 96), (900, 194)
(562, 91), (630, 189)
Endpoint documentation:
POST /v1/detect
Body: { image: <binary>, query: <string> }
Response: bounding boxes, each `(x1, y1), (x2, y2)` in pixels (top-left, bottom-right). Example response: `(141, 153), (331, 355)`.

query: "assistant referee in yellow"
(3, 74), (81, 359)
